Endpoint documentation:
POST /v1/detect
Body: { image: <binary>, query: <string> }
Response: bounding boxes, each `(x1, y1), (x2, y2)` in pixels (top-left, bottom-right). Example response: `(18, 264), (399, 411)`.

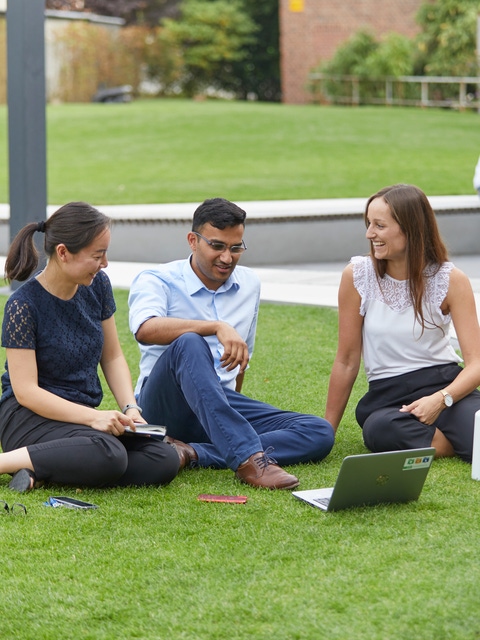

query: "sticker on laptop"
(403, 455), (434, 470)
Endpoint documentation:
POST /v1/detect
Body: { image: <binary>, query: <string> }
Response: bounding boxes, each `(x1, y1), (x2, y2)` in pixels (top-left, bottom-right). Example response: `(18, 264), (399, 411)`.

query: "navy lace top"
(1, 269), (116, 407)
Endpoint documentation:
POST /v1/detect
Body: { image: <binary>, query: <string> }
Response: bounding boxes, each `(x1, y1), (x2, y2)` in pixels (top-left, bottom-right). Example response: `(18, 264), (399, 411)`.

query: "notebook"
(293, 448), (435, 512)
(123, 424), (167, 438)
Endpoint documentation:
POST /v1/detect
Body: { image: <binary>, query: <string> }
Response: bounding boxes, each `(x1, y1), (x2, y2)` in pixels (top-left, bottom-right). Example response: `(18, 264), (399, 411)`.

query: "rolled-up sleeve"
(129, 270), (170, 337)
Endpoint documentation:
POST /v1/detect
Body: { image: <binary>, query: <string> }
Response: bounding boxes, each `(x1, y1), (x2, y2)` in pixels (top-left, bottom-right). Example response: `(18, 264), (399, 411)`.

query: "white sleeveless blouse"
(351, 256), (462, 382)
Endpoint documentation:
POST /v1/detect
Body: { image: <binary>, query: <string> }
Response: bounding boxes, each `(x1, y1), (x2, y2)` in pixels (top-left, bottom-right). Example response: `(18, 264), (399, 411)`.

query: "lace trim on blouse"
(351, 256), (453, 320)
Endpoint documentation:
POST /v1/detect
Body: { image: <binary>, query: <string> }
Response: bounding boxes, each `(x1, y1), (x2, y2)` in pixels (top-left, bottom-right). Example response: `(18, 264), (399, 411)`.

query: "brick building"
(279, 0), (425, 104)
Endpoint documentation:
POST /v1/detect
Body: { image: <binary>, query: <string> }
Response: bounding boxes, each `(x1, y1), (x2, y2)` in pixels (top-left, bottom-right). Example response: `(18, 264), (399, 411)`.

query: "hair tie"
(36, 220), (46, 233)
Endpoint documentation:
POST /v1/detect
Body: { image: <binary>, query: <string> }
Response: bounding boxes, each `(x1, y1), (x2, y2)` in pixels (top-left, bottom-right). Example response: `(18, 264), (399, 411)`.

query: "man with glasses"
(128, 198), (334, 489)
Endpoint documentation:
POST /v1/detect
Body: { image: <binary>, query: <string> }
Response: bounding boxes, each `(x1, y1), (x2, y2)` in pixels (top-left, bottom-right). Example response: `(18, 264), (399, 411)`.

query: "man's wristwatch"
(122, 403), (143, 414)
(440, 390), (453, 407)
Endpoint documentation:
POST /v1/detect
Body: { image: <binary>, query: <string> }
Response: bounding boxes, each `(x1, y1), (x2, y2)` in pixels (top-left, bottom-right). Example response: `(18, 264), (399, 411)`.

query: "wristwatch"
(440, 390), (453, 407)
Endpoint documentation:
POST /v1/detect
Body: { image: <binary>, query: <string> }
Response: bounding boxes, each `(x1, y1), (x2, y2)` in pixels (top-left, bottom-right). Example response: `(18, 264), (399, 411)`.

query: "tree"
(47, 0), (281, 101)
(161, 0), (257, 97)
(223, 0), (281, 102)
(414, 0), (479, 76)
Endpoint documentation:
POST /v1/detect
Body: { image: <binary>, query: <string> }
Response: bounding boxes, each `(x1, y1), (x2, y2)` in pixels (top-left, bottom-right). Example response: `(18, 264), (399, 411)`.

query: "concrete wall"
(99, 199), (480, 265)
(107, 216), (370, 265)
(3, 197), (478, 266)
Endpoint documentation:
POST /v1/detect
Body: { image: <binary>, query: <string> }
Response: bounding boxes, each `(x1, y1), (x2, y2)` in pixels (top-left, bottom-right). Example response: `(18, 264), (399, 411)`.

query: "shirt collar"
(183, 256), (240, 295)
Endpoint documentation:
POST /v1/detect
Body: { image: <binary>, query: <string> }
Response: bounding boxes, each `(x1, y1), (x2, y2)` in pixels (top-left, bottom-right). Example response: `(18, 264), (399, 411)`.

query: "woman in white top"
(326, 184), (480, 462)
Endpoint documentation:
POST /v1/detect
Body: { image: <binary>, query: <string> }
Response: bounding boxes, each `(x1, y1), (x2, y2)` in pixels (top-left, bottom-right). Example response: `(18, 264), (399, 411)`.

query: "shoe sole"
(236, 476), (300, 490)
(9, 469), (35, 492)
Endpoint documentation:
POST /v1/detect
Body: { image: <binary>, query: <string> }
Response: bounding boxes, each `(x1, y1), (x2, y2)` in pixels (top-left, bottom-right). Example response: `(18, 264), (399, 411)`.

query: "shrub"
(50, 22), (182, 102)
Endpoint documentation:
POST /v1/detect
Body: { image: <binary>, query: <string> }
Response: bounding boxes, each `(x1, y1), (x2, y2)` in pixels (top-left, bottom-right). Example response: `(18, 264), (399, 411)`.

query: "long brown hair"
(4, 202), (111, 283)
(365, 184), (449, 330)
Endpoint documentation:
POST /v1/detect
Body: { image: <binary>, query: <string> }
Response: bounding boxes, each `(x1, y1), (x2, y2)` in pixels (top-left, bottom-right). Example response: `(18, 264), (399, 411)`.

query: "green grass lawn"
(1, 291), (480, 639)
(1, 100), (480, 638)
(0, 99), (479, 205)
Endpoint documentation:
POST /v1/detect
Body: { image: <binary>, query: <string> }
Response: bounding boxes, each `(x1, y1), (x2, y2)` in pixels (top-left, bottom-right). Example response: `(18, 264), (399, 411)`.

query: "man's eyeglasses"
(193, 232), (247, 255)
(1, 500), (27, 515)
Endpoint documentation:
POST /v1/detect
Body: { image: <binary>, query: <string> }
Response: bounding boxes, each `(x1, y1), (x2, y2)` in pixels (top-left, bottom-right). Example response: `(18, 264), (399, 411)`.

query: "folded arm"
(136, 316), (250, 374)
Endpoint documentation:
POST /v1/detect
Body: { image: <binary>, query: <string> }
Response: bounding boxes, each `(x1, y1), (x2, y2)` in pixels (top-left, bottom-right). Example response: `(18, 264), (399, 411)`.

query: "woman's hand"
(399, 393), (444, 425)
(88, 410), (145, 436)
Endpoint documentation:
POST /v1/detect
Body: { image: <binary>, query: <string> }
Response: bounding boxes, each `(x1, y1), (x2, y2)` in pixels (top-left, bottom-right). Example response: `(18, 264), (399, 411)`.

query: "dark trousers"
(356, 363), (480, 462)
(0, 396), (179, 487)
(138, 333), (335, 471)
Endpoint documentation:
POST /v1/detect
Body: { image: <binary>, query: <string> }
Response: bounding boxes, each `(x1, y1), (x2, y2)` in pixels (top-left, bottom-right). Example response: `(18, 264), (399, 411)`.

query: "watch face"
(444, 394), (453, 407)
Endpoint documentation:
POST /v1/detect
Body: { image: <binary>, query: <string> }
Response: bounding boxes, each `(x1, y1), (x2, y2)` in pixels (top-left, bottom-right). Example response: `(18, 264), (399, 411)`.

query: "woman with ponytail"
(0, 202), (179, 492)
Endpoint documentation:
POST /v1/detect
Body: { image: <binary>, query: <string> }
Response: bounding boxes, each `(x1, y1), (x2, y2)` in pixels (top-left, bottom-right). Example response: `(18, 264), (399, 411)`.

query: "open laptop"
(293, 448), (435, 512)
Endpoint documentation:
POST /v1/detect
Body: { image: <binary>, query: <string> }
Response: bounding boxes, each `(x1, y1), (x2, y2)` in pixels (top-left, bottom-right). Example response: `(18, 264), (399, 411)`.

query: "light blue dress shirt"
(128, 258), (261, 394)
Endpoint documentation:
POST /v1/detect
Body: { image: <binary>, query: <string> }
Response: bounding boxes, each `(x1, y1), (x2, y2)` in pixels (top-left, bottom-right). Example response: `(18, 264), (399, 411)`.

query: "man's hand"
(216, 322), (250, 373)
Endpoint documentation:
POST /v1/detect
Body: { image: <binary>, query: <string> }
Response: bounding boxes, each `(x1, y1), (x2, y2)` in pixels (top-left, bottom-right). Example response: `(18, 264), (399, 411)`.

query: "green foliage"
(51, 21), (184, 101)
(52, 22), (122, 102)
(46, 0), (278, 101)
(222, 0), (281, 102)
(140, 26), (185, 95)
(151, 0), (280, 101)
(318, 29), (415, 80)
(161, 0), (257, 97)
(415, 0), (480, 76)
(321, 30), (380, 78)
(319, 30), (415, 102)
(363, 32), (415, 77)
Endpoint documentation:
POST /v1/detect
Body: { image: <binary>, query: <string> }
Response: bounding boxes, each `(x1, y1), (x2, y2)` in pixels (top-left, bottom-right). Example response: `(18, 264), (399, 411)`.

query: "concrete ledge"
(1, 196), (479, 265)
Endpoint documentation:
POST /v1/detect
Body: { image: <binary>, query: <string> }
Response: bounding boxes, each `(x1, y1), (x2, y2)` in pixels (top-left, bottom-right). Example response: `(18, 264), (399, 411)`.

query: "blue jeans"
(138, 333), (334, 470)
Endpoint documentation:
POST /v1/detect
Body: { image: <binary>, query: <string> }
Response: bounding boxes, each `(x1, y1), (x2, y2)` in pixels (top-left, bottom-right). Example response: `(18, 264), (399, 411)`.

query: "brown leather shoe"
(164, 436), (198, 470)
(235, 451), (299, 490)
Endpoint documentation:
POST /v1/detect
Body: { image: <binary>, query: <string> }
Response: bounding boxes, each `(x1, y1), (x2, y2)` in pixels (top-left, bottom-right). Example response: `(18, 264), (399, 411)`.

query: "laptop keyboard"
(313, 497), (331, 508)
